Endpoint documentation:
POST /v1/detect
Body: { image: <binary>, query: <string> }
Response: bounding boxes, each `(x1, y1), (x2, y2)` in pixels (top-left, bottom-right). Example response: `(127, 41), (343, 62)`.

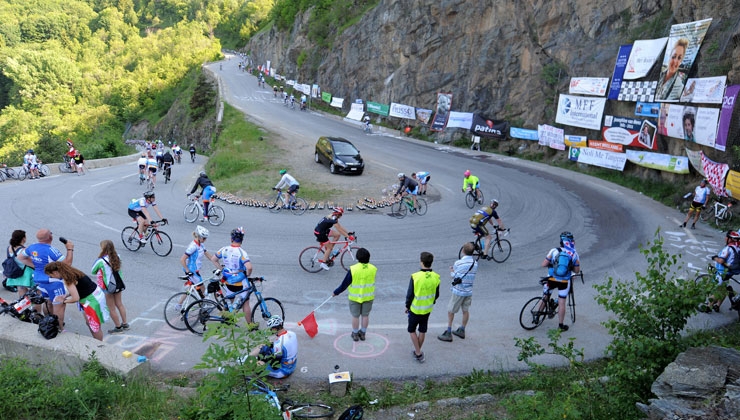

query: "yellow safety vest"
(348, 263), (377, 303)
(410, 271), (440, 315)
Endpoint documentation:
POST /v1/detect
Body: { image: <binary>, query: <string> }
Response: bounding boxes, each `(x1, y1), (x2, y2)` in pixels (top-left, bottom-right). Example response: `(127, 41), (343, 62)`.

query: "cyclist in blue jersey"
(412, 171), (431, 195)
(146, 151), (158, 188)
(127, 191), (166, 243)
(210, 227), (255, 325)
(252, 315), (298, 379)
(179, 225), (221, 289)
(189, 171), (217, 222)
(539, 231), (581, 331)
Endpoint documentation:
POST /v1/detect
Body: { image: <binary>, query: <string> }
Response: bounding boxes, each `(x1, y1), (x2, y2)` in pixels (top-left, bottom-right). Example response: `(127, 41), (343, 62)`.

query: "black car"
(314, 136), (364, 175)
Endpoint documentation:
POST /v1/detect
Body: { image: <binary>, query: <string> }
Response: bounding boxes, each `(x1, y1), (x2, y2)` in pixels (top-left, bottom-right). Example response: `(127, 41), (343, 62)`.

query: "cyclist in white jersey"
(210, 227), (255, 325)
(137, 153), (148, 179)
(681, 179), (711, 229)
(127, 191), (166, 242)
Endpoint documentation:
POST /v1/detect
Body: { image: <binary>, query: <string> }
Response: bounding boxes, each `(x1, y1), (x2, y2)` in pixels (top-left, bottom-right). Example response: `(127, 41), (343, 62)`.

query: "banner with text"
(446, 111), (474, 129)
(608, 44), (632, 100)
(625, 150), (689, 174)
(635, 102), (661, 118)
(716, 85), (740, 152)
(655, 18), (712, 102)
(569, 77), (609, 96)
(538, 124), (565, 151)
(724, 170), (740, 199)
(345, 103), (365, 121)
(658, 103), (718, 147)
(416, 108), (433, 124)
(555, 94), (606, 130)
(510, 127), (539, 141)
(564, 135), (588, 148)
(602, 115), (657, 150)
(470, 114), (508, 138)
(389, 102), (415, 119)
(366, 101), (389, 116)
(330, 97), (344, 108)
(589, 140), (624, 153)
(624, 37), (668, 80)
(680, 76), (727, 104)
(577, 147), (628, 171)
(430, 92), (453, 131)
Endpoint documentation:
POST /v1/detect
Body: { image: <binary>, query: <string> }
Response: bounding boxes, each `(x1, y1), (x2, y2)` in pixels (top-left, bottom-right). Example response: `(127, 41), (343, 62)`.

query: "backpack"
(727, 246), (740, 275)
(553, 247), (572, 278)
(338, 405), (363, 420)
(102, 258), (126, 294)
(2, 247), (25, 279)
(38, 314), (60, 339)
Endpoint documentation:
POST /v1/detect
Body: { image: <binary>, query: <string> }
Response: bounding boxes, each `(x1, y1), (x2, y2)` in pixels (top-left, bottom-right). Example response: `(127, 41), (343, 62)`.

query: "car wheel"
(330, 163), (337, 174)
(314, 151), (320, 163)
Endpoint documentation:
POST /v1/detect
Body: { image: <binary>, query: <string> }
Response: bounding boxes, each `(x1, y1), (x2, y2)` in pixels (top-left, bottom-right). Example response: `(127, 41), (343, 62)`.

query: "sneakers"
(351, 332), (360, 342)
(174, 304), (182, 311)
(413, 351), (425, 363)
(559, 324), (569, 331)
(121, 323), (130, 330)
(532, 315), (540, 324)
(691, 224), (696, 229)
(138, 235), (148, 244)
(452, 327), (466, 339)
(358, 330), (366, 341)
(680, 222), (687, 228)
(437, 330), (453, 342)
(108, 326), (125, 334)
(320, 262), (330, 271)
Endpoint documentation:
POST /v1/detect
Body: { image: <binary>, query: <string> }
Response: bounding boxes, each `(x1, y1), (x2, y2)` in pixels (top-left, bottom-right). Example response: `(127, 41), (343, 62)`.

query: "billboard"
(555, 94), (606, 130)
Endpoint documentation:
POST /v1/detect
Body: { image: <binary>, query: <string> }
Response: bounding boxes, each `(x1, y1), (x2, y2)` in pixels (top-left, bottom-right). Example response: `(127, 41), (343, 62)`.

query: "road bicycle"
(184, 194), (226, 226)
(120, 219), (173, 256)
(59, 155), (75, 173)
(163, 163), (172, 184)
(694, 264), (740, 320)
(464, 187), (484, 209)
(459, 227), (511, 263)
(363, 122), (372, 134)
(699, 196), (735, 227)
(245, 376), (335, 418)
(390, 195), (427, 218)
(138, 171), (147, 185)
(163, 273), (220, 330)
(519, 272), (584, 330)
(174, 151), (182, 164)
(268, 188), (308, 215)
(17, 163), (50, 180)
(183, 276), (284, 335)
(0, 164), (19, 181)
(299, 233), (359, 273)
(0, 287), (46, 324)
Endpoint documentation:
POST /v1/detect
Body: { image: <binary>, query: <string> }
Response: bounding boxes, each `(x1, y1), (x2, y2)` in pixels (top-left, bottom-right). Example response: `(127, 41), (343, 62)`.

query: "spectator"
(5, 230), (33, 299)
(333, 248), (376, 341)
(405, 251), (440, 363)
(73, 150), (85, 175)
(681, 179), (711, 229)
(438, 243), (477, 342)
(91, 240), (129, 334)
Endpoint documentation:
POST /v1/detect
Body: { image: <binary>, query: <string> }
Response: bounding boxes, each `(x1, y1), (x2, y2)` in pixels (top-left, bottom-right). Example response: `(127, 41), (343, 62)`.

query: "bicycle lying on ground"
(120, 219), (172, 256)
(245, 377), (335, 418)
(464, 187), (484, 209)
(0, 164), (19, 181)
(390, 195), (427, 218)
(184, 276), (284, 335)
(0, 287), (46, 324)
(299, 233), (359, 273)
(268, 188), (308, 215)
(519, 272), (584, 330)
(459, 227), (511, 262)
(163, 272), (221, 330)
(699, 196), (736, 228)
(184, 194), (225, 226)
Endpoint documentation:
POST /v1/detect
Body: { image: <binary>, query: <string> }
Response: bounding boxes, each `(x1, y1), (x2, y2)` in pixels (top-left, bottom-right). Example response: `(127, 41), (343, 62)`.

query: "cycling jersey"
(190, 174), (214, 195)
(396, 177), (418, 195)
(21, 243), (65, 284)
(128, 197), (157, 212)
(137, 156), (147, 168)
(146, 157), (158, 170)
(183, 240), (208, 274)
(162, 152), (174, 165)
(265, 329), (298, 379)
(693, 184), (711, 205)
(173, 146), (182, 154)
(463, 175), (480, 191)
(314, 216), (338, 242)
(215, 245), (251, 284)
(715, 245), (737, 283)
(416, 171), (430, 184)
(274, 173), (299, 190)
(545, 246), (580, 281)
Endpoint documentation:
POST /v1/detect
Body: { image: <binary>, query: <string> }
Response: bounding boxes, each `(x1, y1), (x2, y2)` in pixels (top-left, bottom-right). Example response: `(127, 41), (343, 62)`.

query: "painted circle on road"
(333, 332), (389, 358)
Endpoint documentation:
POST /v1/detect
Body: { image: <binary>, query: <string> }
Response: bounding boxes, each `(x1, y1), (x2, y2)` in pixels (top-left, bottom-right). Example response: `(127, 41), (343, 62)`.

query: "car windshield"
(333, 142), (359, 156)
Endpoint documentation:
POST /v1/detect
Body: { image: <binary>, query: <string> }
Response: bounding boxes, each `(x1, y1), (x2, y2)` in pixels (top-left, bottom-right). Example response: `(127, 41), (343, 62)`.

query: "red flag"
(298, 312), (318, 338)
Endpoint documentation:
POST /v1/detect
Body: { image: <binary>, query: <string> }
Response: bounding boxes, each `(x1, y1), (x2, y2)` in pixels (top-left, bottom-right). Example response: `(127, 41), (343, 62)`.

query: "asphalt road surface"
(1, 55), (734, 383)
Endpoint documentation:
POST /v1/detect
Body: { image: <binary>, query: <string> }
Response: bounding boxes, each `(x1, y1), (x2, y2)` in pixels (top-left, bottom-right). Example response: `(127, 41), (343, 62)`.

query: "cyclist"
(699, 230), (740, 313)
(25, 149), (40, 179)
(681, 179), (711, 229)
(273, 169), (299, 207)
(362, 114), (371, 132)
(273, 85), (278, 97)
(314, 207), (353, 271)
(189, 144), (196, 162)
(137, 153), (148, 181)
(538, 231), (581, 331)
(145, 151), (158, 188)
(127, 191), (167, 243)
(289, 93), (296, 108)
(189, 171), (217, 222)
(155, 147), (164, 169)
(252, 315), (298, 379)
(172, 143), (182, 162)
(412, 171), (431, 195)
(161, 149), (174, 181)
(179, 225), (221, 290)
(468, 199), (505, 259)
(462, 170), (483, 204)
(210, 227), (255, 325)
(300, 94), (307, 110)
(395, 173), (419, 211)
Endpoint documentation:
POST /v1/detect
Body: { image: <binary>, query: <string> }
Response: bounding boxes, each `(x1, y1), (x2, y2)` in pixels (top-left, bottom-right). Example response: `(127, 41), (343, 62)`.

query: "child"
(405, 252), (440, 363)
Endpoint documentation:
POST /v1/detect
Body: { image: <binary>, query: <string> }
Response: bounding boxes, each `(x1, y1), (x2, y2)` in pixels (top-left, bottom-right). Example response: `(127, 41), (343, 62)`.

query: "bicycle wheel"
(121, 227), (143, 251)
(459, 242), (480, 260)
(139, 174), (145, 185)
(38, 165), (50, 177)
(184, 299), (223, 335)
(251, 297), (285, 326)
(340, 246), (361, 271)
(184, 202), (200, 223)
(284, 402), (335, 419)
(490, 239), (512, 263)
(207, 205), (226, 226)
(291, 197), (308, 215)
(149, 230), (173, 256)
(716, 208), (733, 227)
(58, 163), (71, 173)
(0, 171), (5, 182)
(17, 167), (27, 181)
(699, 206), (713, 222)
(390, 201), (407, 218)
(268, 197), (283, 213)
(164, 292), (191, 330)
(568, 286), (576, 324)
(465, 192), (476, 209)
(299, 246), (324, 273)
(414, 198), (428, 215)
(5, 168), (17, 179)
(519, 296), (546, 330)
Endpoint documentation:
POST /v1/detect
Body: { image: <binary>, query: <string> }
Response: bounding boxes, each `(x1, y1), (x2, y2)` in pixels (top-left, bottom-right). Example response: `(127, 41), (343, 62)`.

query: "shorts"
(690, 201), (705, 211)
(148, 167), (157, 174)
(349, 300), (373, 317)
(203, 185), (216, 201)
(447, 294), (472, 314)
(138, 164), (146, 169)
(473, 224), (489, 237)
(36, 279), (66, 301)
(128, 209), (145, 220)
(407, 311), (430, 333)
(544, 278), (570, 299)
(315, 232), (329, 243)
(407, 186), (418, 195)
(288, 184), (300, 194)
(419, 175), (430, 185)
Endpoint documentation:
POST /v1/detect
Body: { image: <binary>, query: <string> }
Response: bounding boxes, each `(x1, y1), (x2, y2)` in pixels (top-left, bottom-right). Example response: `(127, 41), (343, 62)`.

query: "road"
(0, 55), (734, 383)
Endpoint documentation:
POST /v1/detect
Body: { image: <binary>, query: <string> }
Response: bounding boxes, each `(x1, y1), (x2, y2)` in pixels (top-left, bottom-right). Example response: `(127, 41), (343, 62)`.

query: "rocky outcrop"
(637, 346), (740, 420)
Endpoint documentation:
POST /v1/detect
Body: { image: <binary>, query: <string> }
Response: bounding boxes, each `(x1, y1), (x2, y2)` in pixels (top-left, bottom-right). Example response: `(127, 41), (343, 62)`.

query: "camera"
(451, 277), (462, 286)
(59, 237), (68, 245)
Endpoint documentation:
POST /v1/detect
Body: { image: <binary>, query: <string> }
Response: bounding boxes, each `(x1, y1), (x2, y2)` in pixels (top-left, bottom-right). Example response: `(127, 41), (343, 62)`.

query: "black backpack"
(3, 247), (25, 279)
(38, 314), (60, 339)
(338, 405), (363, 420)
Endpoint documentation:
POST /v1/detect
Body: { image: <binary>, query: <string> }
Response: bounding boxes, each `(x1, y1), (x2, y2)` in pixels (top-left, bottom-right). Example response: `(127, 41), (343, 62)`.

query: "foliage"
(189, 71), (218, 121)
(593, 230), (708, 412)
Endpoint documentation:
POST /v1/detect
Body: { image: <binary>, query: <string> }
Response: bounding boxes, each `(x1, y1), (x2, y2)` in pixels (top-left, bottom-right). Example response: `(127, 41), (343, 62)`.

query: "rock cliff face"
(246, 0), (740, 167)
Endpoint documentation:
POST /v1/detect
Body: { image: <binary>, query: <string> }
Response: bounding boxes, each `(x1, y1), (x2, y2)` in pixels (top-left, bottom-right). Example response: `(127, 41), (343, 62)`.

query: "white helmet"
(196, 225), (209, 239)
(266, 315), (283, 329)
(397, 173), (405, 179)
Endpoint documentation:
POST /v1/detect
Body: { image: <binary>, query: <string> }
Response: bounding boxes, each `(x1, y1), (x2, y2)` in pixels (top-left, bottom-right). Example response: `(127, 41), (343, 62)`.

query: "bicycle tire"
(184, 298), (223, 335)
(251, 297), (285, 327)
(568, 286), (576, 324)
(340, 246), (361, 271)
(465, 192), (476, 209)
(139, 174), (145, 185)
(149, 230), (173, 256)
(299, 246), (324, 273)
(269, 196), (283, 213)
(58, 163), (72, 173)
(284, 402), (335, 419)
(699, 206), (712, 222)
(390, 201), (407, 218)
(5, 167), (17, 179)
(291, 197), (308, 215)
(458, 241), (480, 260)
(164, 292), (191, 330)
(415, 198), (428, 215)
(207, 205), (226, 226)
(519, 296), (546, 330)
(38, 165), (50, 177)
(17, 167), (27, 181)
(716, 208), (733, 227)
(121, 226), (143, 251)
(490, 239), (512, 263)
(184, 202), (200, 223)
(0, 171), (5, 182)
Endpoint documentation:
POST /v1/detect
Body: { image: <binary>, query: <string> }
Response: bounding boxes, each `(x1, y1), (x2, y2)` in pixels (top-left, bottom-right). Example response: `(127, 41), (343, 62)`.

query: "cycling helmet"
(279, 169), (287, 175)
(199, 171), (206, 177)
(29, 149), (34, 154)
(490, 199), (499, 208)
(397, 173), (405, 179)
(464, 170), (471, 177)
(560, 231), (574, 242)
(332, 207), (344, 216)
(727, 230), (740, 241)
(196, 225), (209, 239)
(266, 315), (283, 329)
(231, 227), (245, 243)
(143, 191), (155, 199)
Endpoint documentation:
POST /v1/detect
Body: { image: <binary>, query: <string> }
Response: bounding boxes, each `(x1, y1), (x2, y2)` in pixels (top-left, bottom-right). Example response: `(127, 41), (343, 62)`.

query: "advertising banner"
(656, 18), (712, 102)
(415, 108), (433, 124)
(716, 85), (740, 152)
(608, 44), (632, 100)
(330, 97), (344, 108)
(658, 103), (718, 147)
(624, 37), (668, 80)
(321, 91), (331, 103)
(577, 148), (627, 171)
(446, 111), (474, 129)
(625, 150), (689, 174)
(510, 127), (539, 141)
(470, 114), (508, 138)
(311, 84), (320, 98)
(618, 81), (657, 102)
(569, 77), (609, 96)
(430, 93), (453, 131)
(602, 115), (657, 150)
(685, 148), (704, 177)
(564, 135), (588, 148)
(701, 151), (728, 197)
(724, 170), (740, 199)
(389, 102), (415, 119)
(345, 103), (364, 121)
(680, 76), (727, 104)
(555, 94), (606, 130)
(589, 140), (624, 153)
(366, 101), (389, 116)
(635, 102), (661, 118)
(538, 124), (565, 151)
